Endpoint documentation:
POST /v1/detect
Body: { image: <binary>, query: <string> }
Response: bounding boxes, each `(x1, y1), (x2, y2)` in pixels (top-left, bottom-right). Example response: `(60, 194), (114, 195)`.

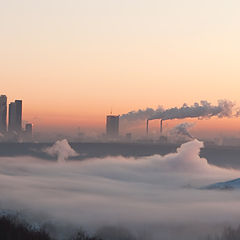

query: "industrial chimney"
(160, 120), (163, 134)
(146, 119), (149, 135)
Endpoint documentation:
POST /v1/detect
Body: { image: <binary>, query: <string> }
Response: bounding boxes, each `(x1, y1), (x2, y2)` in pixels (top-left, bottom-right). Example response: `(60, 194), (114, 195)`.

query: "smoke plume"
(149, 100), (234, 121)
(44, 139), (78, 162)
(121, 100), (236, 122)
(120, 106), (164, 121)
(170, 122), (194, 139)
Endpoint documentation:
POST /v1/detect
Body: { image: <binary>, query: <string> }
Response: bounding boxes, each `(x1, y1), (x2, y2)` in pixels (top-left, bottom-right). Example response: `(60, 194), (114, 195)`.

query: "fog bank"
(0, 140), (240, 239)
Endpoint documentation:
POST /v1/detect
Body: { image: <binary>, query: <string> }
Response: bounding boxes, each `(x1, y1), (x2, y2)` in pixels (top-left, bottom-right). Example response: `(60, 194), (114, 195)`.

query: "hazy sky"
(1, 0), (240, 135)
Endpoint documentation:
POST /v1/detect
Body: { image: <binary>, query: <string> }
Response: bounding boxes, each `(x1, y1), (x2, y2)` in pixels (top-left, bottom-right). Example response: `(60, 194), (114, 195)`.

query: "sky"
(1, 0), (240, 138)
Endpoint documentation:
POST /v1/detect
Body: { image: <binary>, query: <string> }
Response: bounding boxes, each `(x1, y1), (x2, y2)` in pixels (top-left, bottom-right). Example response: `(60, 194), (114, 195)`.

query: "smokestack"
(160, 120), (163, 134)
(146, 119), (149, 135)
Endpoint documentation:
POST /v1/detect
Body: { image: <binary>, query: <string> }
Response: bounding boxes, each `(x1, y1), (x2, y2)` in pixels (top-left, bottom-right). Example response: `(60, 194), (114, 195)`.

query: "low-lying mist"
(0, 139), (240, 240)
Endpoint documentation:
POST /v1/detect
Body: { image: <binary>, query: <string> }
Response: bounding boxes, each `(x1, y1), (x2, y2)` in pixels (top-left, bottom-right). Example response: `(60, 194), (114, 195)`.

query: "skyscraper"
(8, 100), (22, 133)
(15, 100), (22, 132)
(106, 115), (119, 138)
(0, 95), (7, 133)
(8, 102), (16, 132)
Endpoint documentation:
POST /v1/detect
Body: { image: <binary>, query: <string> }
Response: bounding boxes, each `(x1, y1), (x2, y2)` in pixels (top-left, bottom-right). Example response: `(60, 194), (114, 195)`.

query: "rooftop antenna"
(110, 107), (113, 115)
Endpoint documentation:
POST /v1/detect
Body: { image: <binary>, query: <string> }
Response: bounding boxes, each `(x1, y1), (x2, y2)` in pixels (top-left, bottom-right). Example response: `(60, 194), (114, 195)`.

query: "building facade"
(106, 115), (119, 138)
(15, 100), (22, 132)
(0, 95), (7, 133)
(8, 100), (22, 133)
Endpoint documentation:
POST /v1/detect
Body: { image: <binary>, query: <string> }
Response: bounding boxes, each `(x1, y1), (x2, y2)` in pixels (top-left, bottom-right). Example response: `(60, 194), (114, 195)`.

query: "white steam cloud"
(0, 140), (240, 239)
(44, 139), (78, 162)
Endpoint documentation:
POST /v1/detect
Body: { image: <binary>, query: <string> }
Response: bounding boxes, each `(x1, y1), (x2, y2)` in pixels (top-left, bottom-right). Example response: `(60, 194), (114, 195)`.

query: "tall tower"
(15, 100), (22, 132)
(8, 102), (16, 132)
(0, 95), (7, 133)
(8, 100), (22, 133)
(106, 115), (119, 138)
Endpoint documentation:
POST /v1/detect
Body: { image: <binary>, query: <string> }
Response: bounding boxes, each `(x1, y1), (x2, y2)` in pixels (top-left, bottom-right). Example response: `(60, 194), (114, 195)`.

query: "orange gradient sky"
(1, 0), (240, 137)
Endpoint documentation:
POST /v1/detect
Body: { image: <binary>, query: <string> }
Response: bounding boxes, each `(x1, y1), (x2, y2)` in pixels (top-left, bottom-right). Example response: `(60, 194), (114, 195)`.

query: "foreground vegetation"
(207, 225), (240, 240)
(1, 214), (240, 240)
(0, 215), (101, 240)
(0, 215), (51, 240)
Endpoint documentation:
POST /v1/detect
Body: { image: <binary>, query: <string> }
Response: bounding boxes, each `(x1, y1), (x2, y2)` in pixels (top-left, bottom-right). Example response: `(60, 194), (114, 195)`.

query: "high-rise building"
(0, 95), (7, 133)
(15, 100), (22, 132)
(8, 102), (16, 132)
(8, 100), (22, 133)
(106, 115), (119, 138)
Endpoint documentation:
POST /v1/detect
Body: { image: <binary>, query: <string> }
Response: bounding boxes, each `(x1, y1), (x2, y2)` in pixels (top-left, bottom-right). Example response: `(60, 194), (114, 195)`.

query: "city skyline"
(2, 93), (240, 142)
(0, 95), (33, 141)
(1, 1), (240, 140)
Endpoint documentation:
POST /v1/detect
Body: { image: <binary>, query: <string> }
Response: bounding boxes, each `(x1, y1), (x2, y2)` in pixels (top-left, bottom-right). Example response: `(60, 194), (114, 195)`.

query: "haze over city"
(1, 1), (240, 240)
(1, 0), (240, 141)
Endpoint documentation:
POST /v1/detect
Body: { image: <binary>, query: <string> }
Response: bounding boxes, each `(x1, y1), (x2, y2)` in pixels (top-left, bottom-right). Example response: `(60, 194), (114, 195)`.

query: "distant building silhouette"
(25, 123), (33, 141)
(0, 95), (7, 133)
(8, 102), (16, 132)
(125, 133), (132, 141)
(106, 115), (119, 138)
(15, 100), (22, 132)
(8, 100), (22, 133)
